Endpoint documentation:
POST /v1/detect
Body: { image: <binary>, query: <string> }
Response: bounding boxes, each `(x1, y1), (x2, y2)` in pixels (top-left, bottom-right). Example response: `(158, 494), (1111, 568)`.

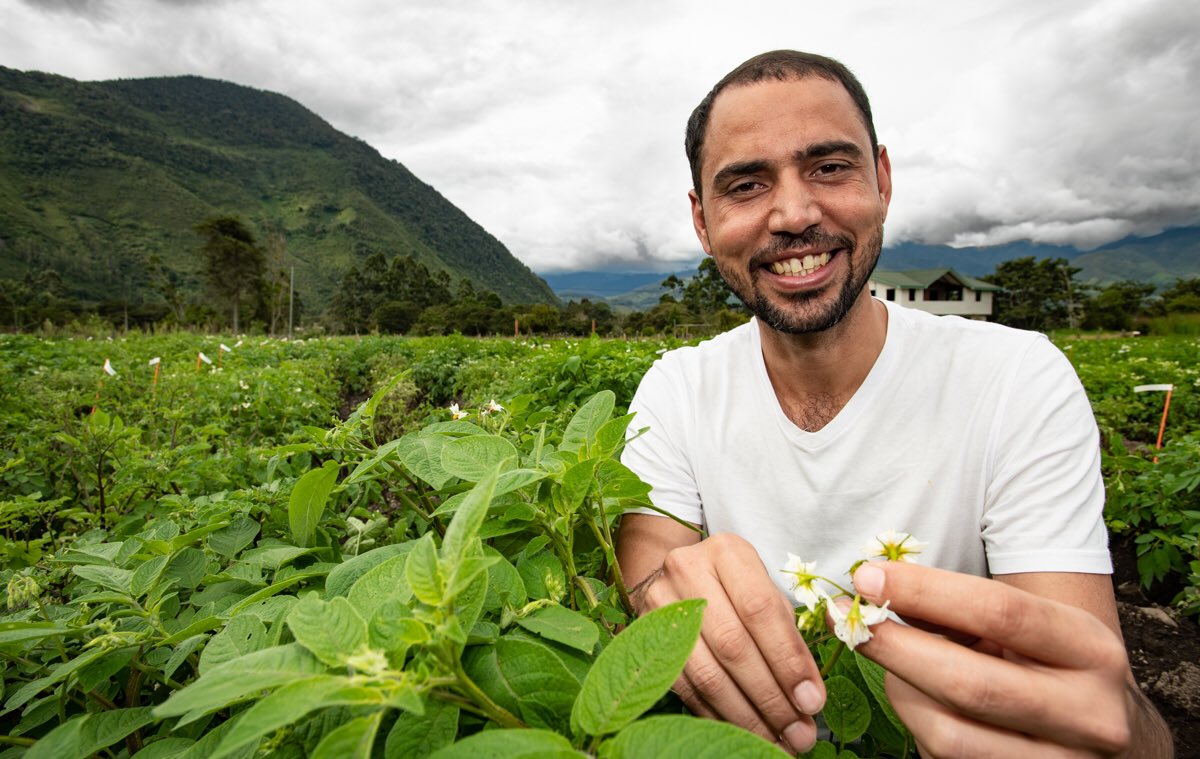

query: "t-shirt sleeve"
(621, 359), (705, 527)
(982, 335), (1112, 575)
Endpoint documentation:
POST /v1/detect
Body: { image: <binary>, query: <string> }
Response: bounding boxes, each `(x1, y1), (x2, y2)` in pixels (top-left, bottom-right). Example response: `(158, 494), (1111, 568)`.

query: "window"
(975, 291), (982, 302)
(908, 290), (916, 301)
(885, 288), (895, 301)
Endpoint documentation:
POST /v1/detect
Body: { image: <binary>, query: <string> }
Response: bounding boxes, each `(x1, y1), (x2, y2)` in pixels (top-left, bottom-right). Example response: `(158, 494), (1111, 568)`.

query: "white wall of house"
(869, 281), (994, 319)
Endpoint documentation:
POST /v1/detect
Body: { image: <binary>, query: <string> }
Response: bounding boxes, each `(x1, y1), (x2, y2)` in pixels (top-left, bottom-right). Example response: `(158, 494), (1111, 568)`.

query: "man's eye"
(730, 181), (762, 193)
(816, 163), (845, 176)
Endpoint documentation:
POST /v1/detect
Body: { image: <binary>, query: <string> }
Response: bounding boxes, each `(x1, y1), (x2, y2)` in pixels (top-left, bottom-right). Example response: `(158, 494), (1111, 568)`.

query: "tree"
(1158, 277), (1200, 314)
(194, 217), (265, 332)
(1082, 281), (1154, 331)
(682, 257), (740, 314)
(982, 257), (1083, 331)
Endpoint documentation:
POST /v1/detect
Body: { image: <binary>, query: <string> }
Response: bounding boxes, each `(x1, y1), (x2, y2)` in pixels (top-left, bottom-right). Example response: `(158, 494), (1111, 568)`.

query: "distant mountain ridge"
(543, 227), (1200, 304)
(0, 67), (557, 309)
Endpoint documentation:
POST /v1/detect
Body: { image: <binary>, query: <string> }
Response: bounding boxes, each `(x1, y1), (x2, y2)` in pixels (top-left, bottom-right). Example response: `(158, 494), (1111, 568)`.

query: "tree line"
(3, 218), (1200, 336)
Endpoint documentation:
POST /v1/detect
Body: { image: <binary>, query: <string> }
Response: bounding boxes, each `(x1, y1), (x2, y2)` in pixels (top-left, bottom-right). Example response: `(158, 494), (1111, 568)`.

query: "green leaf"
(0, 621), (75, 647)
(494, 468), (548, 496)
(441, 436), (518, 482)
(153, 643), (326, 720)
(397, 434), (453, 489)
(571, 599), (705, 737)
(287, 595), (369, 667)
(854, 651), (909, 737)
(596, 459), (652, 502)
(311, 711), (384, 759)
(368, 601), (427, 664)
(327, 542), (413, 598)
(592, 413), (637, 460)
(288, 460), (340, 547)
(4, 646), (109, 714)
(440, 467), (499, 566)
(405, 534), (445, 606)
(212, 675), (382, 759)
(516, 603), (600, 653)
(24, 706), (155, 759)
(342, 438), (405, 486)
(347, 553), (413, 621)
(464, 637), (580, 732)
(559, 459), (594, 515)
(600, 714), (790, 758)
(199, 615), (267, 674)
(164, 547), (208, 590)
(130, 555), (169, 598)
(823, 675), (871, 744)
(208, 516), (261, 558)
(385, 699), (459, 759)
(72, 564), (133, 594)
(561, 391), (616, 455)
(800, 740), (840, 759)
(428, 728), (579, 758)
(483, 550), (526, 611)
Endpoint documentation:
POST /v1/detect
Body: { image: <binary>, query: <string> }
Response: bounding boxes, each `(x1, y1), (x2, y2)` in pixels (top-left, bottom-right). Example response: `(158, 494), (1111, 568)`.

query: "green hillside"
(0, 67), (557, 312)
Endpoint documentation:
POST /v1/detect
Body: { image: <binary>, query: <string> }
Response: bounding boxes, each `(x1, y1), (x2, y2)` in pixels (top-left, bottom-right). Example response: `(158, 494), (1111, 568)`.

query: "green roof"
(870, 268), (1001, 292)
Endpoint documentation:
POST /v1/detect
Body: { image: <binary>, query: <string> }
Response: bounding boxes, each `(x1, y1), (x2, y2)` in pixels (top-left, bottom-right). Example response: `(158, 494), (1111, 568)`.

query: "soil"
(1111, 534), (1200, 757)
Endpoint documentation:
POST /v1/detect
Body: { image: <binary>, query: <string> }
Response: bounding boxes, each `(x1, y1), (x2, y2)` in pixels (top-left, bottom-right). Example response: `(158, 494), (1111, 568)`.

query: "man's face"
(689, 76), (892, 334)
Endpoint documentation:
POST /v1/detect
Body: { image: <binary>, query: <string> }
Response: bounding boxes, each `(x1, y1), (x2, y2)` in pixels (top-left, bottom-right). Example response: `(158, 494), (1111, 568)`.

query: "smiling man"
(616, 51), (1172, 756)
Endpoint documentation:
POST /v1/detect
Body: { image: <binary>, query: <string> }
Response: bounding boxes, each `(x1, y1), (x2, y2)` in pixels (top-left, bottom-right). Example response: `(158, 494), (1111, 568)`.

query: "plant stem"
(588, 498), (634, 616)
(820, 641), (846, 678)
(452, 661), (526, 729)
(0, 736), (35, 747)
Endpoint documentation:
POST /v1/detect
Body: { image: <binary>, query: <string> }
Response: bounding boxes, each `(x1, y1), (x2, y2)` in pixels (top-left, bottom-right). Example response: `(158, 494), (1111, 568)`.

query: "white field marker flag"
(196, 351), (212, 371)
(149, 356), (161, 387)
(1134, 384), (1174, 462)
(102, 358), (116, 377)
(218, 343), (232, 368)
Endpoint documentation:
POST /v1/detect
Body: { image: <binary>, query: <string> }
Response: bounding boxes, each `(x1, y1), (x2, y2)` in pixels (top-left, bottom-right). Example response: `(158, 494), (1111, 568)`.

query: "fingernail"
(793, 680), (824, 715)
(783, 721), (815, 752)
(854, 563), (885, 598)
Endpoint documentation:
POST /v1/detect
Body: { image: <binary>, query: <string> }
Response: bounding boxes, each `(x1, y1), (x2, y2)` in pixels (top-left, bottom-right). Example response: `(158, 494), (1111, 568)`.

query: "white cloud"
(4, 0), (1198, 270)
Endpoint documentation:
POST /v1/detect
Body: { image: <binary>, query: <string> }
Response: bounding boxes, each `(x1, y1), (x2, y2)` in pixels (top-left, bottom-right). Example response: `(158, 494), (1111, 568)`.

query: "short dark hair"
(685, 50), (878, 197)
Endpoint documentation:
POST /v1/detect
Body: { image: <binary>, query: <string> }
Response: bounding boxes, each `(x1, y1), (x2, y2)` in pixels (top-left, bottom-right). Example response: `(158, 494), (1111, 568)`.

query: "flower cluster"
(447, 399), (505, 420)
(781, 530), (924, 650)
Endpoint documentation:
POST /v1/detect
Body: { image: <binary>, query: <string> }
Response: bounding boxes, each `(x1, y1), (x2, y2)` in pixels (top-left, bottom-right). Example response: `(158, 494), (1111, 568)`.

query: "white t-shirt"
(622, 299), (1111, 593)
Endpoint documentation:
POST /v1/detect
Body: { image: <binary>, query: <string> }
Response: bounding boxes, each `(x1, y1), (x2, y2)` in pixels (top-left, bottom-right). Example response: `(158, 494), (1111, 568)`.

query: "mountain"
(878, 228), (1200, 287)
(548, 227), (1200, 307)
(0, 67), (557, 310)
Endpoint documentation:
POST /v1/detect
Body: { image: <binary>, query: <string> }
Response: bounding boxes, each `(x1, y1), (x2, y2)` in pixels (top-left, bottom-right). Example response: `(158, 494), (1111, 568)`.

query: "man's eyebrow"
(797, 141), (863, 161)
(711, 160), (770, 191)
(709, 141), (866, 190)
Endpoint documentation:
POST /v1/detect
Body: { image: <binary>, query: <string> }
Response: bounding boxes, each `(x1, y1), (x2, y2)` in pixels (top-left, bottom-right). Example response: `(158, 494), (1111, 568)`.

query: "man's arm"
(848, 562), (1173, 757)
(616, 514), (826, 753)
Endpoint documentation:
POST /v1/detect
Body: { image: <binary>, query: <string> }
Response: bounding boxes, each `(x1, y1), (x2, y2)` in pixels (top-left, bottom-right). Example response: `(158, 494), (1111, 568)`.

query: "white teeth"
(770, 252), (831, 277)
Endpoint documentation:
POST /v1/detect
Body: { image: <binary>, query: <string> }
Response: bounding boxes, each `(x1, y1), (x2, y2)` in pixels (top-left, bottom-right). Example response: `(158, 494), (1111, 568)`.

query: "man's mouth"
(767, 251), (832, 277)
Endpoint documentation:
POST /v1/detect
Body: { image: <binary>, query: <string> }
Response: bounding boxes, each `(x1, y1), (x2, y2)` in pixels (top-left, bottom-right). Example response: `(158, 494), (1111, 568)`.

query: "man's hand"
(847, 561), (1172, 758)
(631, 532), (826, 753)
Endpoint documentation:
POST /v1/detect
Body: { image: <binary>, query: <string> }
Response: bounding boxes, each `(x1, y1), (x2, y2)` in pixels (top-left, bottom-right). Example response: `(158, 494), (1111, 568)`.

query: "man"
(616, 50), (1171, 757)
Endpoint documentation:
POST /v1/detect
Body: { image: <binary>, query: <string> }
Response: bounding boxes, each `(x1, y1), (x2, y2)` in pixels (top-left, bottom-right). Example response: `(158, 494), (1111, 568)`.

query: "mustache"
(748, 228), (854, 269)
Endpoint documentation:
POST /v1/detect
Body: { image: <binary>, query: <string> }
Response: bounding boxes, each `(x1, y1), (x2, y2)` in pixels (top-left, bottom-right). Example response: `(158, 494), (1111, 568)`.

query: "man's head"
(685, 51), (891, 335)
(686, 50), (878, 200)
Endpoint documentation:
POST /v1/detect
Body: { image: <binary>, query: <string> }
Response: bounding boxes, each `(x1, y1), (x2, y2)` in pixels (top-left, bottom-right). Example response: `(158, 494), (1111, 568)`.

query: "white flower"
(829, 597), (891, 650)
(781, 554), (824, 609)
(482, 399), (504, 415)
(861, 529), (926, 563)
(239, 380), (249, 390)
(449, 403), (468, 420)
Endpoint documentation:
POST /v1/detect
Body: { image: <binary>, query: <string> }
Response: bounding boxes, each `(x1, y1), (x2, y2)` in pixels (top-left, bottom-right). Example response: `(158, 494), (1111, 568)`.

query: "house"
(868, 268), (1000, 319)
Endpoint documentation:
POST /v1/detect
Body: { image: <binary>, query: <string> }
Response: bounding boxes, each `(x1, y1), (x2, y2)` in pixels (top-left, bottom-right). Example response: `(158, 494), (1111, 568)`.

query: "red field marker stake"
(1134, 384), (1174, 463)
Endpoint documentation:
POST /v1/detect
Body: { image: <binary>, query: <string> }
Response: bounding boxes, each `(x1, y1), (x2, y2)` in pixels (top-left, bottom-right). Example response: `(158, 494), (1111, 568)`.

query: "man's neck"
(758, 293), (889, 432)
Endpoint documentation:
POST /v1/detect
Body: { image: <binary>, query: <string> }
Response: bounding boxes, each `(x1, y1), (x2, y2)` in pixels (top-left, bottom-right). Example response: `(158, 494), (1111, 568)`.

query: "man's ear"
(688, 189), (712, 254)
(876, 145), (893, 221)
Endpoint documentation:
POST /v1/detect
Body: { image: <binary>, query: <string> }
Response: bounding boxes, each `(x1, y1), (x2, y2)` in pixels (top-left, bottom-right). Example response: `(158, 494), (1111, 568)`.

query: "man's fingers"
(715, 541), (827, 716)
(852, 562), (1120, 667)
(884, 675), (1091, 759)
(852, 568), (1132, 752)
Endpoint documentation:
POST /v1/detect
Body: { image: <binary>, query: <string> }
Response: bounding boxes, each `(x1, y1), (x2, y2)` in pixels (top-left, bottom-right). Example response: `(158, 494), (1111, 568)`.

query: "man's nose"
(767, 175), (822, 235)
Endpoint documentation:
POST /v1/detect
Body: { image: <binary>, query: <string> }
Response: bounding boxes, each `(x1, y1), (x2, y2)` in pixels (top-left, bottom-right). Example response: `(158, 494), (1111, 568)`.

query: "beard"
(715, 225), (884, 335)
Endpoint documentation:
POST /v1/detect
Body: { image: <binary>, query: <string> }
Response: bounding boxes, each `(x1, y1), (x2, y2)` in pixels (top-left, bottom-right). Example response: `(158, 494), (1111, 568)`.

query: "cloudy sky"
(3, 0), (1198, 273)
